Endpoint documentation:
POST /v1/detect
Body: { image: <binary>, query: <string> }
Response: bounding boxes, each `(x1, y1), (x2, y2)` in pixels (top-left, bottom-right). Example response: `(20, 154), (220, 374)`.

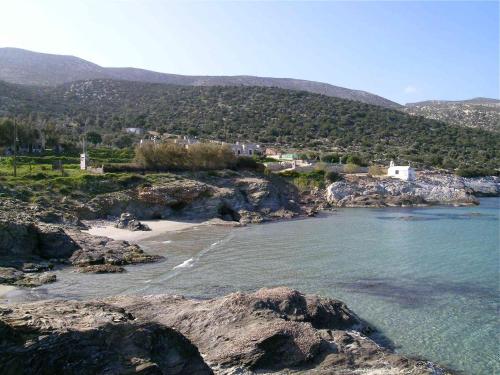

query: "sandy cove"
(0, 219), (208, 300)
(82, 219), (205, 242)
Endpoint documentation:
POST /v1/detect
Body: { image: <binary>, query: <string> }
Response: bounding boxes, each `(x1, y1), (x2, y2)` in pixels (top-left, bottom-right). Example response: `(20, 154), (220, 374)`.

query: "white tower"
(80, 134), (88, 170)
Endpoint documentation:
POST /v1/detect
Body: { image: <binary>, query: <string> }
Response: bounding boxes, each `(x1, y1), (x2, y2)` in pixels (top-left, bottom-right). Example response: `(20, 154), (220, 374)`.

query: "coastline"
(1, 199), (498, 373)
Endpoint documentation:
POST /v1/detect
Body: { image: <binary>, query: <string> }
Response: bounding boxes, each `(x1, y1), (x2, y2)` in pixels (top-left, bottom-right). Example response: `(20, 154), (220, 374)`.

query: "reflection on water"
(4, 198), (500, 375)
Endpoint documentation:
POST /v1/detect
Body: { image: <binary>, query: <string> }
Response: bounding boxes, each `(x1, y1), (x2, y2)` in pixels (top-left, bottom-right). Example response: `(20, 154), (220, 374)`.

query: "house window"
(395, 170), (399, 174)
(249, 150), (253, 155)
(237, 150), (241, 155)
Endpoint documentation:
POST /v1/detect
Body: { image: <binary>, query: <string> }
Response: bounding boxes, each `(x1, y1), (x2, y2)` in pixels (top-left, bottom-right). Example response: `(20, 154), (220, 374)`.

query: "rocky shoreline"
(0, 199), (163, 288)
(326, 173), (499, 207)
(1, 171), (498, 290)
(0, 170), (496, 373)
(0, 287), (454, 374)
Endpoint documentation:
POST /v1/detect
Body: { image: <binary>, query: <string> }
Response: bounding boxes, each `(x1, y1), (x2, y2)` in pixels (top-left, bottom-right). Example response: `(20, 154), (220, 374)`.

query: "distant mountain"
(405, 98), (500, 132)
(0, 47), (401, 109)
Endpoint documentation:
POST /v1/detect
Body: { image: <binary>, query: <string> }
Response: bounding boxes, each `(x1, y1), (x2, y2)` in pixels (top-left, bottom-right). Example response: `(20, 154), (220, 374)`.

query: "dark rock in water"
(0, 267), (56, 287)
(115, 213), (151, 231)
(0, 300), (212, 375)
(20, 261), (53, 273)
(68, 230), (163, 268)
(0, 267), (24, 284)
(77, 264), (125, 273)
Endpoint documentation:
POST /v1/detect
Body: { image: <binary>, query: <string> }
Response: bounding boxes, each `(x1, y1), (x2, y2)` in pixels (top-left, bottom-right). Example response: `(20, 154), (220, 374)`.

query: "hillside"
(0, 79), (498, 171)
(0, 47), (401, 109)
(404, 98), (500, 132)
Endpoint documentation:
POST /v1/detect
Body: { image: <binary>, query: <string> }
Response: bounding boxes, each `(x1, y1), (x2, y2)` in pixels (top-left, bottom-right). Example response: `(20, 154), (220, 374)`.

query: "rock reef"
(0, 287), (452, 374)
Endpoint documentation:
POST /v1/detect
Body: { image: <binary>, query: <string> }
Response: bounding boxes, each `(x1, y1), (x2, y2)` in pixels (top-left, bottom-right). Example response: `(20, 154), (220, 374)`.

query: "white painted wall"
(388, 166), (416, 181)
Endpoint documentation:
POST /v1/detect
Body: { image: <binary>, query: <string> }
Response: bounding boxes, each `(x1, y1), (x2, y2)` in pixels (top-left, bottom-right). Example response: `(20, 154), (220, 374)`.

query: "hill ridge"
(0, 47), (401, 109)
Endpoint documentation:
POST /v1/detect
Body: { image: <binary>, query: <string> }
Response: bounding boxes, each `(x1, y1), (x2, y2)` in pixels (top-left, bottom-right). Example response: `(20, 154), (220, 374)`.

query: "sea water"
(7, 198), (499, 374)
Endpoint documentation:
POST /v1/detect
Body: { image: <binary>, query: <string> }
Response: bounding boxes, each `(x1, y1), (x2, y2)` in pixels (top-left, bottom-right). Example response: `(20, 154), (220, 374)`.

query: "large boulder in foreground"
(0, 288), (452, 374)
(0, 301), (212, 375)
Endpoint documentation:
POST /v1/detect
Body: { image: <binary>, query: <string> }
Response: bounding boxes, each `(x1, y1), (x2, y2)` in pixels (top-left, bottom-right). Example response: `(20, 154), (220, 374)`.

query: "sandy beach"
(0, 285), (17, 299)
(83, 219), (204, 242)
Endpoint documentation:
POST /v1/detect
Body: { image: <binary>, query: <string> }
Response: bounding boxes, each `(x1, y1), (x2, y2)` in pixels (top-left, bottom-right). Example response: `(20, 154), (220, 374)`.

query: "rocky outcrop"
(0, 200), (163, 286)
(0, 300), (212, 375)
(0, 288), (451, 374)
(115, 213), (151, 231)
(0, 267), (56, 287)
(78, 172), (301, 225)
(68, 230), (162, 268)
(327, 173), (499, 207)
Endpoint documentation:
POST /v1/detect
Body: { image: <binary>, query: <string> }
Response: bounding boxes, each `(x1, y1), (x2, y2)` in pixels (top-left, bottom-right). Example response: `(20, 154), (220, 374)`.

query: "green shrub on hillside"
(320, 153), (340, 163)
(325, 171), (343, 183)
(134, 142), (237, 171)
(344, 163), (360, 174)
(455, 167), (497, 178)
(279, 169), (327, 190)
(235, 156), (263, 171)
(368, 165), (386, 176)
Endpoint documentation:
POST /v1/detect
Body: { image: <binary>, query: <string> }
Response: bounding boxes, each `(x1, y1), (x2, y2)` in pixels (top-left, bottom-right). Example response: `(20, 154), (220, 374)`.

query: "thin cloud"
(404, 85), (417, 94)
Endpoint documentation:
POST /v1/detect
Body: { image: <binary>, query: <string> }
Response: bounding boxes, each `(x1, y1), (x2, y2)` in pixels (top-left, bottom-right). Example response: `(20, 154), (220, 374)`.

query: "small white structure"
(231, 142), (262, 157)
(80, 153), (88, 170)
(125, 128), (144, 135)
(387, 160), (416, 181)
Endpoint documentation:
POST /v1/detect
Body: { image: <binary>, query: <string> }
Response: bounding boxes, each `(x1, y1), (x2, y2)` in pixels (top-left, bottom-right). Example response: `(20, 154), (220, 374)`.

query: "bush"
(279, 170), (300, 178)
(234, 156), (264, 171)
(455, 167), (496, 178)
(343, 163), (360, 174)
(320, 153), (340, 163)
(102, 163), (146, 173)
(134, 142), (237, 171)
(325, 171), (342, 183)
(345, 154), (363, 165)
(368, 165), (386, 176)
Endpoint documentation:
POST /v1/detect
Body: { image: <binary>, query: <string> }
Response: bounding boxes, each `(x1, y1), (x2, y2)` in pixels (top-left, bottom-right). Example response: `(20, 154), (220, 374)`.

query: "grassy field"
(0, 147), (147, 202)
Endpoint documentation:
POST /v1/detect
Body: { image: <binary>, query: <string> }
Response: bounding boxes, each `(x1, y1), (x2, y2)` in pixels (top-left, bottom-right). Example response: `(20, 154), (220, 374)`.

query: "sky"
(1, 0), (498, 104)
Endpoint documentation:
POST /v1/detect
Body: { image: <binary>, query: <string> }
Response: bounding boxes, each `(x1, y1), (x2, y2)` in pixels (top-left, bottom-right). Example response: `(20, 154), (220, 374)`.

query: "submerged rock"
(76, 264), (126, 273)
(0, 287), (452, 374)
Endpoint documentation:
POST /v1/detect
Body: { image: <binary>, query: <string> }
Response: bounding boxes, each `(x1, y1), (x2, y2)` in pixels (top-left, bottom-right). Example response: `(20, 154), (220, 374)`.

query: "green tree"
(87, 131), (102, 145)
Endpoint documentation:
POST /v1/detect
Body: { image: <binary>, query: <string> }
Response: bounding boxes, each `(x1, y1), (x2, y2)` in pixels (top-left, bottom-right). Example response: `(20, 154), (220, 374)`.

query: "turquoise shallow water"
(7, 198), (499, 374)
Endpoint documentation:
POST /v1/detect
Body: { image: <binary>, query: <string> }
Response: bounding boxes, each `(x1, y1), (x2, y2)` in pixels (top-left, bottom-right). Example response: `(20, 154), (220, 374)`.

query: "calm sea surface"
(7, 198), (499, 375)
